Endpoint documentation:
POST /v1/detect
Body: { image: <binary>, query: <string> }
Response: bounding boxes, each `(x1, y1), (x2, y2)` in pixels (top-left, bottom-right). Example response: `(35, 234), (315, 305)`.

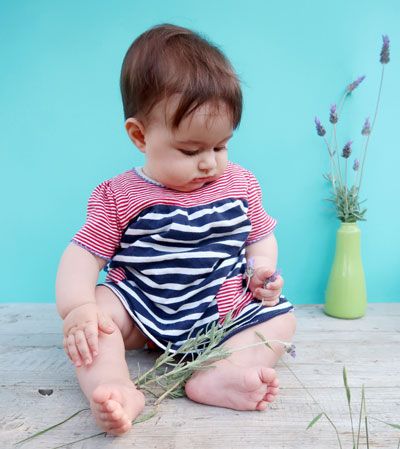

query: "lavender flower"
(341, 141), (353, 159)
(245, 257), (255, 278)
(380, 35), (390, 64)
(263, 269), (281, 289)
(314, 117), (326, 136)
(285, 343), (296, 359)
(347, 75), (365, 93)
(329, 104), (338, 124)
(361, 117), (371, 136)
(314, 35), (389, 223)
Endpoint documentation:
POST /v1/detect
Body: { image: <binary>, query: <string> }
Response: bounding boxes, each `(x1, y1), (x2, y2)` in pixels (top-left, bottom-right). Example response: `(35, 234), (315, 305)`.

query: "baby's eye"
(178, 149), (199, 157)
(178, 146), (227, 157)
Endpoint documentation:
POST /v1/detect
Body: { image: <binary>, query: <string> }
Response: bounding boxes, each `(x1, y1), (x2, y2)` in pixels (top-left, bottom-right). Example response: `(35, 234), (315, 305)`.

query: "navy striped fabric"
(101, 198), (294, 353)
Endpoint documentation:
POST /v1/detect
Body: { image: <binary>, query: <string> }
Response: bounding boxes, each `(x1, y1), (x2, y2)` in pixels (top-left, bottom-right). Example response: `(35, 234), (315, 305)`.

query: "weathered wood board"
(0, 303), (399, 449)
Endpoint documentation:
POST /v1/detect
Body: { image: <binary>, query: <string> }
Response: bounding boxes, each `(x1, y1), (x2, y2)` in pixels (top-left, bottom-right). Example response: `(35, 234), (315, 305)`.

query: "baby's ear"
(125, 118), (146, 152)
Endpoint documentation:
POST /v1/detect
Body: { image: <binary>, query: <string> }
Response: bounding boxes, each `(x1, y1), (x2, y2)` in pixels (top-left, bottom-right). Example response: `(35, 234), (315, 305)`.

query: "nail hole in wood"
(38, 389), (53, 396)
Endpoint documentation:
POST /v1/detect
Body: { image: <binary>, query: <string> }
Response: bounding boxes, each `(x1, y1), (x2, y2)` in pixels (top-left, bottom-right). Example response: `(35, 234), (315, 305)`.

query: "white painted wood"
(0, 303), (399, 449)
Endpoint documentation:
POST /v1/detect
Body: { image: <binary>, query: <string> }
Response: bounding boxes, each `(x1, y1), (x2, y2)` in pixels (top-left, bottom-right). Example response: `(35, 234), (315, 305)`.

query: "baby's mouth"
(192, 176), (215, 183)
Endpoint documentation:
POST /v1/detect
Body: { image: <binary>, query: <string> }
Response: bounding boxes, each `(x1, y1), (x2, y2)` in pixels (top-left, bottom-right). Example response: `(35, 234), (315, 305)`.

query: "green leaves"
(15, 408), (90, 445)
(306, 367), (400, 449)
(370, 417), (400, 430)
(307, 412), (324, 429)
(327, 184), (367, 222)
(343, 366), (356, 448)
(134, 309), (239, 401)
(343, 366), (351, 404)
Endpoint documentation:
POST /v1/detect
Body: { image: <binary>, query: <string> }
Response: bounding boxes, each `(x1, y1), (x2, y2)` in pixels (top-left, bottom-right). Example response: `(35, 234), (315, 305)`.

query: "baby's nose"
(198, 149), (217, 171)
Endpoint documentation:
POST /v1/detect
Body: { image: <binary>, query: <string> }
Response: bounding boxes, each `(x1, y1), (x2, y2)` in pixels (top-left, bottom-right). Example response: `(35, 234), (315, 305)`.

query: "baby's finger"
(63, 337), (72, 361)
(67, 334), (83, 367)
(267, 277), (284, 290)
(264, 275), (284, 289)
(262, 297), (280, 307)
(75, 329), (92, 365)
(84, 324), (99, 357)
(97, 312), (115, 335)
(255, 287), (278, 301)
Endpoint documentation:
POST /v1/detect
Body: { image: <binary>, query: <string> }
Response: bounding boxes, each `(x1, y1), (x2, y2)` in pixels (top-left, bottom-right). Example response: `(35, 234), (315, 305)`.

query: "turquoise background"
(1, 0), (399, 304)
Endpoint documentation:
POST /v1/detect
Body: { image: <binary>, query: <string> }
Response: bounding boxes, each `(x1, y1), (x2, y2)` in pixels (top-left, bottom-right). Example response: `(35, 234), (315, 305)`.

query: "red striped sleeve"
(71, 181), (122, 259)
(245, 170), (277, 245)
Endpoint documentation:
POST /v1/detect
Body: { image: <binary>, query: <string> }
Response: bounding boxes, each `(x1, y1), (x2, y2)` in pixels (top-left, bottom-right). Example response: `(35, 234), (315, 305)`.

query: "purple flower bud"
(361, 117), (371, 136)
(286, 344), (296, 358)
(353, 159), (360, 171)
(314, 117), (326, 136)
(347, 75), (366, 93)
(380, 35), (390, 64)
(341, 141), (353, 159)
(245, 257), (255, 278)
(263, 269), (281, 289)
(329, 104), (338, 124)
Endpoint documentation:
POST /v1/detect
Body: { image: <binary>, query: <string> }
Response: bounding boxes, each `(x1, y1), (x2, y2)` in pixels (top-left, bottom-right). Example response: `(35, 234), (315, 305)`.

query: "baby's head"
(120, 24), (243, 191)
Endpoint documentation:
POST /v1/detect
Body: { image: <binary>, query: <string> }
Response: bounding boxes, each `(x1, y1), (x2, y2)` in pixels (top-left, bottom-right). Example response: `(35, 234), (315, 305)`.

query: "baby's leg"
(185, 311), (296, 411)
(75, 286), (148, 435)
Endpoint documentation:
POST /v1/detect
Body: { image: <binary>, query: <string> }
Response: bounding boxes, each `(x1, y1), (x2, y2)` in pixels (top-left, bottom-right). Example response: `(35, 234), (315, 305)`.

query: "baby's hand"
(62, 303), (115, 367)
(249, 267), (284, 307)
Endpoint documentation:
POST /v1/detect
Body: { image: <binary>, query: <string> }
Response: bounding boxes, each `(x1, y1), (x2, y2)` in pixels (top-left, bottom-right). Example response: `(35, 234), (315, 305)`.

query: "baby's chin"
(169, 184), (205, 192)
(166, 179), (216, 192)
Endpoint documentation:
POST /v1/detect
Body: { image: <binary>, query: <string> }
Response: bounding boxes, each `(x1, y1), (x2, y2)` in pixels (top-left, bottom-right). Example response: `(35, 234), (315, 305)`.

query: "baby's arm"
(56, 243), (115, 366)
(56, 243), (105, 318)
(245, 233), (284, 306)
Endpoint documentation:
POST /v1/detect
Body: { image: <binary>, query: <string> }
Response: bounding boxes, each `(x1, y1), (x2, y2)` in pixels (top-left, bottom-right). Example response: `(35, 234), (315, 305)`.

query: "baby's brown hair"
(120, 23), (242, 129)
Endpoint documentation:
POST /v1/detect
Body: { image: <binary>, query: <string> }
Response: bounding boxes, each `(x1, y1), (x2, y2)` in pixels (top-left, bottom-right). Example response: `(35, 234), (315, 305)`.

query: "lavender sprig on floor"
(17, 265), (295, 446)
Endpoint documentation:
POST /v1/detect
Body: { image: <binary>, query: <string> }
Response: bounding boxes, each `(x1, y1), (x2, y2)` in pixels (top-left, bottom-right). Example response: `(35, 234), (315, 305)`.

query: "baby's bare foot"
(90, 380), (145, 435)
(185, 361), (279, 411)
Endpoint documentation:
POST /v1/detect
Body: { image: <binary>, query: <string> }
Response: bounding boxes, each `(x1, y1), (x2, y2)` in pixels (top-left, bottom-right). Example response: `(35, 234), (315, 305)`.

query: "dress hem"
(99, 280), (294, 355)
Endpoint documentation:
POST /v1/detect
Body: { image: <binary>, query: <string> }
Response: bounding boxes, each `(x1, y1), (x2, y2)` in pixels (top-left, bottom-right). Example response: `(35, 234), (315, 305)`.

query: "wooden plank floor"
(1, 303), (399, 449)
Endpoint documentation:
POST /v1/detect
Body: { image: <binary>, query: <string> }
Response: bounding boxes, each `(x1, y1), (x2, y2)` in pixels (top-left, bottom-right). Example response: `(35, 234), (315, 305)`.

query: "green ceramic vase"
(324, 222), (367, 319)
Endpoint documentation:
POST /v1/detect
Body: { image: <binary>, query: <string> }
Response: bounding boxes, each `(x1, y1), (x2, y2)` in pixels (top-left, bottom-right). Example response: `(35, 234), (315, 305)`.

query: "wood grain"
(0, 303), (399, 449)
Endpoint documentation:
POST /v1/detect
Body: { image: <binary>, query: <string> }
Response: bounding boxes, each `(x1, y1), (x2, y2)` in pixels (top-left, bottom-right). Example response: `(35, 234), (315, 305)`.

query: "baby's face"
(141, 97), (233, 192)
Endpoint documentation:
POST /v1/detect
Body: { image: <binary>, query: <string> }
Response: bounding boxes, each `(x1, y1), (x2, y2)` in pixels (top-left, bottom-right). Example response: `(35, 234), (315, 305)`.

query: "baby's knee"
(94, 286), (147, 349)
(273, 311), (297, 339)
(283, 311), (297, 336)
(95, 286), (131, 333)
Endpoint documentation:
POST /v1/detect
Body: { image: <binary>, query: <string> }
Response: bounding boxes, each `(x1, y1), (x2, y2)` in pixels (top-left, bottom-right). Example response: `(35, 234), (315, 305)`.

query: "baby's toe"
(103, 401), (126, 421)
(110, 407), (124, 421)
(266, 385), (279, 396)
(259, 367), (279, 404)
(104, 399), (119, 412)
(99, 409), (122, 422)
(264, 392), (277, 403)
(256, 400), (268, 411)
(263, 385), (279, 403)
(107, 421), (132, 436)
(104, 409), (132, 435)
(271, 377), (279, 388)
(92, 384), (112, 405)
(259, 367), (277, 385)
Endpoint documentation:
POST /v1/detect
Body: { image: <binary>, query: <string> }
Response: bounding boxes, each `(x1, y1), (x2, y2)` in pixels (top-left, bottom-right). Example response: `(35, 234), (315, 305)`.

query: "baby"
(56, 23), (296, 436)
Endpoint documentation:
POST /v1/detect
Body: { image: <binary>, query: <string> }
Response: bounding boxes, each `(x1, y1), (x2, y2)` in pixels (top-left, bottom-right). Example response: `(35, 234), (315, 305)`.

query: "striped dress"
(72, 162), (294, 353)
